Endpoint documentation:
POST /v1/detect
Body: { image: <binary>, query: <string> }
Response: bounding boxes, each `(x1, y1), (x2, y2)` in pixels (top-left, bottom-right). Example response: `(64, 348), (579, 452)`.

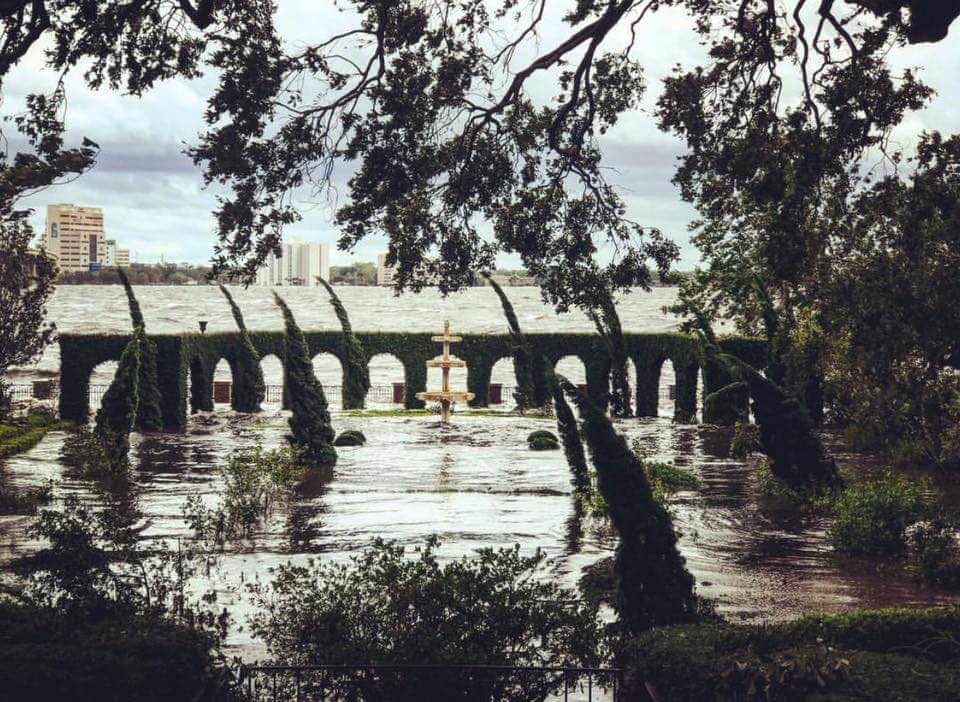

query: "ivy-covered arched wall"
(59, 330), (770, 428)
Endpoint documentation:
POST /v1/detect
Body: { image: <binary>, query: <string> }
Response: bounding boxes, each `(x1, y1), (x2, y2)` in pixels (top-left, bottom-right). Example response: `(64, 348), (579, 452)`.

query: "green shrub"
(527, 429), (558, 443)
(93, 330), (141, 473)
(219, 284), (266, 413)
(317, 277), (370, 410)
(626, 607), (960, 702)
(118, 268), (163, 431)
(483, 273), (542, 410)
(274, 293), (337, 468)
(0, 480), (54, 515)
(561, 376), (699, 633)
(822, 473), (928, 555)
(728, 420), (760, 457)
(0, 602), (229, 702)
(334, 429), (367, 446)
(0, 413), (72, 459)
(247, 537), (605, 701)
(913, 521), (960, 589)
(529, 435), (560, 450)
(184, 443), (304, 544)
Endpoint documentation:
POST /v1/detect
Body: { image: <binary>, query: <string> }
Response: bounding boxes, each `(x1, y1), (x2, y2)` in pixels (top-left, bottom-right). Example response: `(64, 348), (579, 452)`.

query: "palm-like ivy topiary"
(94, 328), (141, 473)
(482, 273), (542, 411)
(589, 292), (632, 418)
(560, 376), (699, 633)
(117, 268), (163, 431)
(548, 370), (590, 494)
(273, 293), (337, 469)
(316, 277), (369, 409)
(695, 312), (840, 488)
(218, 284), (265, 412)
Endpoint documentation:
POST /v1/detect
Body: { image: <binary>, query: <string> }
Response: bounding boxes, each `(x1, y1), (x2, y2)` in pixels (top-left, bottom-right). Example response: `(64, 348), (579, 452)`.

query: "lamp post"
(198, 320), (207, 334)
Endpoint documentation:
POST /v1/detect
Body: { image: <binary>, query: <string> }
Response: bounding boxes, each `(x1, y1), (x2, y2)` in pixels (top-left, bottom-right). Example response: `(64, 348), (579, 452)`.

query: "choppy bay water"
(2, 285), (958, 660)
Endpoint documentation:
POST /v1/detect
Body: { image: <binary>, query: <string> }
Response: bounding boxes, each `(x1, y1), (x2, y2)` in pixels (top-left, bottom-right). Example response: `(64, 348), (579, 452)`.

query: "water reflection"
(2, 409), (959, 659)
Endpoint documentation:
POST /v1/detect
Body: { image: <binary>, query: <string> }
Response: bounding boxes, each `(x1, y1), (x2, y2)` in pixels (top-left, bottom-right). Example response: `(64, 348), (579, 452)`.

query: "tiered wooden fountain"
(416, 320), (475, 423)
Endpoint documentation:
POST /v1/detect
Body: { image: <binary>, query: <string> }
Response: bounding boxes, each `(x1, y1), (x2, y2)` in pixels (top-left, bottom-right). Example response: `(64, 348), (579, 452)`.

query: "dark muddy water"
(2, 286), (958, 661)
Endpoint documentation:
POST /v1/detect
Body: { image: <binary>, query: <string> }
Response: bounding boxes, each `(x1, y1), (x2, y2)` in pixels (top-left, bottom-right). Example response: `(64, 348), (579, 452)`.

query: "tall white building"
(42, 204), (106, 272)
(104, 239), (131, 267)
(255, 239), (330, 286)
(377, 253), (396, 287)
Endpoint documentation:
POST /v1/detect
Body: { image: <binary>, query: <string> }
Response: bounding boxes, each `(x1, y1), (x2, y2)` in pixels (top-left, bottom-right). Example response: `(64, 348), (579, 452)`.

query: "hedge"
(317, 277), (370, 410)
(118, 269), (163, 431)
(218, 284), (266, 413)
(94, 329), (141, 473)
(58, 329), (769, 427)
(624, 606), (960, 701)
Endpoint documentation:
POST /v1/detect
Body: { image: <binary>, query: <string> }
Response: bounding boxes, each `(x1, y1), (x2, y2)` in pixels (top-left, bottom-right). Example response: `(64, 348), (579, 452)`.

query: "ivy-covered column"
(673, 362), (699, 423)
(634, 360), (660, 417)
(466, 355), (494, 407)
(585, 356), (611, 412)
(402, 356), (427, 409)
(59, 359), (93, 424)
(155, 336), (187, 430)
(189, 357), (213, 413)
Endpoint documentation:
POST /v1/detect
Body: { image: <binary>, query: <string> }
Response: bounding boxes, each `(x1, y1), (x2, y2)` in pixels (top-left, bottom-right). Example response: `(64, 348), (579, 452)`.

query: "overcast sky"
(8, 2), (960, 269)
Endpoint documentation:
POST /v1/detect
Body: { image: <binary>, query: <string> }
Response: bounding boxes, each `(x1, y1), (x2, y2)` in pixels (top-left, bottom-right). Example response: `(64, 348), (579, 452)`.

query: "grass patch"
(0, 411), (73, 459)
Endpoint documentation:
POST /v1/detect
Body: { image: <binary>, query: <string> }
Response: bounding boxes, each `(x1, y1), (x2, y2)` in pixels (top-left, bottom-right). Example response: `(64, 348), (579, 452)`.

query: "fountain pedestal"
(416, 320), (474, 423)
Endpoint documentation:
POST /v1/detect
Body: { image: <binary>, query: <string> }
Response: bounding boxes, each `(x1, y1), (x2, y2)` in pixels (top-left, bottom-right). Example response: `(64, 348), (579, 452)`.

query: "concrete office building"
(104, 239), (131, 267)
(255, 239), (330, 286)
(377, 253), (397, 287)
(42, 204), (106, 272)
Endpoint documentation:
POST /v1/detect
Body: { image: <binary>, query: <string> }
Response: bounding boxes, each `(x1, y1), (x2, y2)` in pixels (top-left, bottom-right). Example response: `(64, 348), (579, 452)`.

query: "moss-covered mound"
(527, 429), (558, 443)
(529, 435), (560, 451)
(334, 429), (367, 446)
(625, 607), (960, 701)
(0, 602), (227, 702)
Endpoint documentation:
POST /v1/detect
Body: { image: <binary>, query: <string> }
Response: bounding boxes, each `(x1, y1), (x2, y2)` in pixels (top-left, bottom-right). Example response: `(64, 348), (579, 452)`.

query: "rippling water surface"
(2, 285), (958, 659)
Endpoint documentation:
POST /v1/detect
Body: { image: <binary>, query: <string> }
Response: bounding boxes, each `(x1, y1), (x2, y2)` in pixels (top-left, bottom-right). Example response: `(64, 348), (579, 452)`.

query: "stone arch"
(366, 353), (405, 405)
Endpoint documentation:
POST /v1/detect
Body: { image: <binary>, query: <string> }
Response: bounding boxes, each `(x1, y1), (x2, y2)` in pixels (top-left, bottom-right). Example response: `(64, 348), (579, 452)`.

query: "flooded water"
(2, 285), (958, 661)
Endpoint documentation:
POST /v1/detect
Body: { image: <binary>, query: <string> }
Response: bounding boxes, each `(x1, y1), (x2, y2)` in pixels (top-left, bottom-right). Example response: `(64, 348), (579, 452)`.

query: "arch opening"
(87, 360), (119, 416)
(260, 354), (284, 406)
(489, 356), (515, 410)
(311, 352), (344, 405)
(659, 359), (677, 419)
(367, 353), (405, 405)
(213, 358), (233, 408)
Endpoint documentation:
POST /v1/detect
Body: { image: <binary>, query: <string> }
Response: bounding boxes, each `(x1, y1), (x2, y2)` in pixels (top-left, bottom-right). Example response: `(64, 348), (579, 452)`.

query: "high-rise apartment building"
(42, 204), (106, 272)
(377, 253), (396, 287)
(104, 239), (131, 267)
(255, 239), (330, 286)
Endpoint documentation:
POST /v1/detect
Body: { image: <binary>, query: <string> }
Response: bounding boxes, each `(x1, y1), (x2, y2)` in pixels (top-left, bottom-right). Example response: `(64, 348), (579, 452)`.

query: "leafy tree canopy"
(4, 1), (955, 312)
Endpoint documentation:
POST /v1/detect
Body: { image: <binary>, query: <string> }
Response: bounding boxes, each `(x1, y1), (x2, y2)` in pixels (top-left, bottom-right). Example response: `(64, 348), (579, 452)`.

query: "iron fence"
(4, 382), (61, 405)
(237, 664), (622, 702)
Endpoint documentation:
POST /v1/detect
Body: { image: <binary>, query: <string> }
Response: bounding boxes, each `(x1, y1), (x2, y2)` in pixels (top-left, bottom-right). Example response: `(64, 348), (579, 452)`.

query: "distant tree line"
(57, 263), (214, 285)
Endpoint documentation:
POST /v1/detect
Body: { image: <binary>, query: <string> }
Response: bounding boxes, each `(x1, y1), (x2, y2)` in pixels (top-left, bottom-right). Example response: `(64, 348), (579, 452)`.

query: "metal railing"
(237, 664), (622, 702)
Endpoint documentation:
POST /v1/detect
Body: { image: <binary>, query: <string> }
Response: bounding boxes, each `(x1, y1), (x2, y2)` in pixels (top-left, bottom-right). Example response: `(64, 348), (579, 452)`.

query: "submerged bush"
(0, 480), (54, 516)
(247, 537), (605, 702)
(913, 521), (960, 589)
(822, 473), (928, 555)
(527, 429), (558, 443)
(528, 435), (560, 450)
(728, 421), (760, 457)
(333, 429), (366, 446)
(184, 444), (304, 544)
